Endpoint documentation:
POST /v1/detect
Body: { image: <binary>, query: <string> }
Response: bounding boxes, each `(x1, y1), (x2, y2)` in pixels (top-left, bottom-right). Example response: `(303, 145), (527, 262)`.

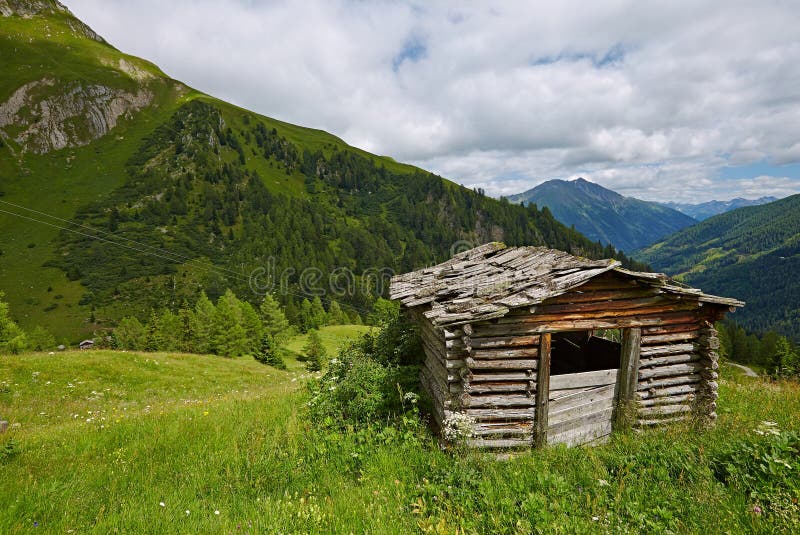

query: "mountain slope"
(507, 178), (697, 252)
(0, 2), (645, 339)
(661, 196), (778, 220)
(635, 195), (800, 340)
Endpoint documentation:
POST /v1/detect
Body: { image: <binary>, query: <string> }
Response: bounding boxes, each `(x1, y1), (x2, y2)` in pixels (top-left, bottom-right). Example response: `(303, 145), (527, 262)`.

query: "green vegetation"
(719, 322), (800, 379)
(636, 195), (800, 340)
(2, 344), (799, 532)
(508, 178), (697, 252)
(1, 5), (645, 343)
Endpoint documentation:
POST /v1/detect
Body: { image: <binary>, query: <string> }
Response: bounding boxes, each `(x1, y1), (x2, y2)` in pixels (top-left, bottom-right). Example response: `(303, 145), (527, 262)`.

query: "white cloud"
(63, 0), (800, 202)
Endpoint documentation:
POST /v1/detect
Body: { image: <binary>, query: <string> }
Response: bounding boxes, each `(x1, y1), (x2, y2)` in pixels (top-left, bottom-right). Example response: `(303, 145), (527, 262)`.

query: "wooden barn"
(389, 243), (743, 449)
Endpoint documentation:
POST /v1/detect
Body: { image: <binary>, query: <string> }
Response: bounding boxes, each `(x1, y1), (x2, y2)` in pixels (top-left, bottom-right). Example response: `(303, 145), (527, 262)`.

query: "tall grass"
(1, 354), (798, 533)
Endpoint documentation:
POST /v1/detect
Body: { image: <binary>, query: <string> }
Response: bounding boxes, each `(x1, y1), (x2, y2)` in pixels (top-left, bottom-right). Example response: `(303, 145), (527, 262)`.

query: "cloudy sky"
(65, 0), (800, 202)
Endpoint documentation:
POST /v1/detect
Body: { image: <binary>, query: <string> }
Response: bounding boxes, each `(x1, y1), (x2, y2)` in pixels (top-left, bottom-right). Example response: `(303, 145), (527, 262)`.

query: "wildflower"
(185, 510), (190, 516)
(214, 510), (220, 515)
(159, 502), (166, 507)
(203, 411), (209, 416)
(752, 505), (762, 515)
(597, 479), (610, 487)
(592, 516), (599, 521)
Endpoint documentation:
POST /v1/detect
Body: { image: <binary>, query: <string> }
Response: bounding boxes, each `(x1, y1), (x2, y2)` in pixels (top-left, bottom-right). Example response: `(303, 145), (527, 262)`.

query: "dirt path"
(728, 362), (759, 377)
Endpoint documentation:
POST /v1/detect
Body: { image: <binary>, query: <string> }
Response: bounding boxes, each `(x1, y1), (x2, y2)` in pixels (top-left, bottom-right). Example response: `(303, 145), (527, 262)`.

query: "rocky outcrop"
(0, 0), (105, 42)
(0, 78), (153, 154)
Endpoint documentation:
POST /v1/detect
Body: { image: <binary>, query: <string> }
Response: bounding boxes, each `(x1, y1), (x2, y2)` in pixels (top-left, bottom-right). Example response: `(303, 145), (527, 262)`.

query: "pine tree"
(177, 300), (196, 353)
(304, 329), (327, 371)
(114, 316), (147, 350)
(310, 296), (327, 329)
(239, 300), (263, 355)
(157, 309), (182, 352)
(191, 291), (217, 354)
(213, 289), (249, 357)
(254, 333), (286, 369)
(145, 310), (164, 352)
(327, 300), (345, 325)
(259, 294), (290, 342)
(299, 298), (314, 332)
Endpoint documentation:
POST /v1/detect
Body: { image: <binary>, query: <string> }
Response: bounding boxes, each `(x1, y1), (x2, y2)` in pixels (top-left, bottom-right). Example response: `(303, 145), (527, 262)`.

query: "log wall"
(415, 272), (723, 449)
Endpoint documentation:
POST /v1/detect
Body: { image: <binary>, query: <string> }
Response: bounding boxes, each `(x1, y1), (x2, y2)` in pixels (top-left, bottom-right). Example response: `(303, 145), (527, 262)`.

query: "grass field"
(1, 339), (799, 533)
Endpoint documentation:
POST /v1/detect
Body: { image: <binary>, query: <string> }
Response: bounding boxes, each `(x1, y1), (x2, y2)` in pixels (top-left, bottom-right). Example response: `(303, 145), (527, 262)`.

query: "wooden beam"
(615, 327), (641, 430)
(533, 332), (551, 448)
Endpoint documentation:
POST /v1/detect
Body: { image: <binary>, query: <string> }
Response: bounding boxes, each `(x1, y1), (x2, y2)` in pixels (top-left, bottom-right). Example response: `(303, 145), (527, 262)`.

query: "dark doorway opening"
(550, 331), (621, 376)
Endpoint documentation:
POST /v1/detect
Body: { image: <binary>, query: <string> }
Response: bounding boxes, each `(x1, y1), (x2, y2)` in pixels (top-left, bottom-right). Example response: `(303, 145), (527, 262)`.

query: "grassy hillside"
(508, 178), (697, 252)
(2, 349), (799, 532)
(0, 4), (644, 340)
(635, 195), (800, 340)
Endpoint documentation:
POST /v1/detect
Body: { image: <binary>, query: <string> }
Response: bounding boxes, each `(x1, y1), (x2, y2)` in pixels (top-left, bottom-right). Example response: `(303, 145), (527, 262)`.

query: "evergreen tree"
(114, 316), (147, 350)
(254, 333), (286, 369)
(299, 298), (314, 332)
(191, 291), (218, 354)
(145, 310), (164, 352)
(310, 296), (327, 329)
(259, 294), (290, 342)
(304, 329), (327, 371)
(0, 291), (27, 354)
(327, 300), (346, 325)
(770, 337), (799, 378)
(213, 289), (249, 356)
(177, 300), (196, 353)
(157, 309), (182, 352)
(239, 300), (263, 355)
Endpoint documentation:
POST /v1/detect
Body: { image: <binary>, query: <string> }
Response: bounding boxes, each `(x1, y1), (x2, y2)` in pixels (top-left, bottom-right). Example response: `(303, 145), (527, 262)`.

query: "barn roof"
(389, 242), (744, 327)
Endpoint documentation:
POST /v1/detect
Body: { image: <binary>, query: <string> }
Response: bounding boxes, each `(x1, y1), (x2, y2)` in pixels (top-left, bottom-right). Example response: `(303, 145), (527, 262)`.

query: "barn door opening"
(545, 330), (621, 447)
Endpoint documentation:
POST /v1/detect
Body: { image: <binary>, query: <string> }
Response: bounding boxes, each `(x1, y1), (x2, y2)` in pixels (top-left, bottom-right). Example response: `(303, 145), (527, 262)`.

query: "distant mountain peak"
(660, 196), (779, 220)
(507, 179), (696, 252)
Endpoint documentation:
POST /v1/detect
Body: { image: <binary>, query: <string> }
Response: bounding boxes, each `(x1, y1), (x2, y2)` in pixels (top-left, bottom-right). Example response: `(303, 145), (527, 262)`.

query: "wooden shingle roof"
(389, 242), (743, 327)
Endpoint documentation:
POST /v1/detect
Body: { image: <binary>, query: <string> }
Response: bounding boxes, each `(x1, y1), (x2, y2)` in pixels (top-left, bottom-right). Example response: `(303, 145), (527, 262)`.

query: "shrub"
(307, 310), (423, 427)
(711, 421), (800, 507)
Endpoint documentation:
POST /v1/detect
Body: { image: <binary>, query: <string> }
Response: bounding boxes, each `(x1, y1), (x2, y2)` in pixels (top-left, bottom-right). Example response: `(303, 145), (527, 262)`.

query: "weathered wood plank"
(466, 334), (540, 349)
(549, 421), (613, 447)
(638, 403), (692, 417)
(636, 382), (705, 400)
(641, 331), (700, 345)
(639, 343), (695, 357)
(533, 333), (551, 448)
(460, 393), (536, 408)
(637, 373), (701, 391)
(466, 357), (538, 370)
(469, 347), (539, 359)
(639, 353), (699, 369)
(639, 362), (704, 380)
(550, 368), (619, 390)
(462, 381), (534, 394)
(549, 396), (615, 426)
(462, 407), (535, 420)
(549, 383), (617, 412)
(547, 406), (615, 437)
(637, 393), (696, 407)
(468, 370), (537, 383)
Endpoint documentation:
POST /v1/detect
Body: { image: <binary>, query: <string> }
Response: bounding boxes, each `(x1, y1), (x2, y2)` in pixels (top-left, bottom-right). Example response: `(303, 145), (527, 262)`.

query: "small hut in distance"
(390, 243), (743, 449)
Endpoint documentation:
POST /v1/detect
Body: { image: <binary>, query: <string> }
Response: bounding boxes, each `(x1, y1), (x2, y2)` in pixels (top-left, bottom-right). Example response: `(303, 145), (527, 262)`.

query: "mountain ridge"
(635, 194), (800, 340)
(507, 178), (697, 252)
(661, 196), (779, 220)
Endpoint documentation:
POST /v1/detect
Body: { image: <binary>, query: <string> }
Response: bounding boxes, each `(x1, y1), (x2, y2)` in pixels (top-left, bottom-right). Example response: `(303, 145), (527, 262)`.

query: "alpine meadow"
(1, 1), (799, 533)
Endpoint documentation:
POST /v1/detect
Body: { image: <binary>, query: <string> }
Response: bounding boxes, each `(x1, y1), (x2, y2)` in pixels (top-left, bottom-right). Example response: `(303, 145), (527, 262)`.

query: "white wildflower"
(159, 502), (165, 507)
(442, 412), (476, 442)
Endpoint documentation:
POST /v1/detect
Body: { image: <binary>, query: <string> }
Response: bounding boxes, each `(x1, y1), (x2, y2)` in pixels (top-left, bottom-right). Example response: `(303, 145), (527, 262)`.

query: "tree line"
(717, 321), (799, 379)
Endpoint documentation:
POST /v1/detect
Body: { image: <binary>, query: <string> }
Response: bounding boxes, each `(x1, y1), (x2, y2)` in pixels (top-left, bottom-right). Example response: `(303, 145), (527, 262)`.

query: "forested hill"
(0, 2), (644, 338)
(635, 195), (800, 340)
(507, 178), (697, 252)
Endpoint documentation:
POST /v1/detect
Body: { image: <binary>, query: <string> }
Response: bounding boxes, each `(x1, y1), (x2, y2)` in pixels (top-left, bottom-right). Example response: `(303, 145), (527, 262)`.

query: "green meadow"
(1, 328), (799, 534)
